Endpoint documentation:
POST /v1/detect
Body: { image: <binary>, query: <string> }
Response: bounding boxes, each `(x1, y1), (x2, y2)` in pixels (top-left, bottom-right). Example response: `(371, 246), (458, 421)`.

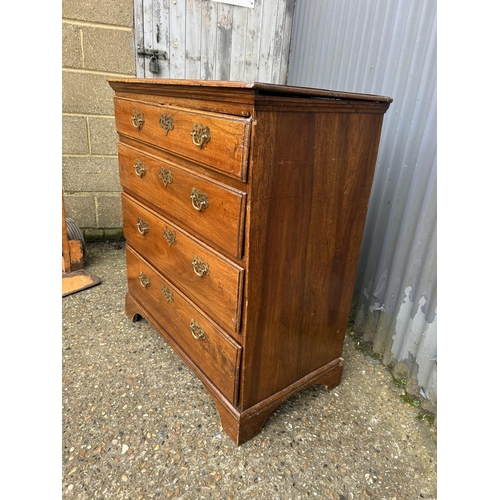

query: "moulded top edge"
(107, 78), (393, 104)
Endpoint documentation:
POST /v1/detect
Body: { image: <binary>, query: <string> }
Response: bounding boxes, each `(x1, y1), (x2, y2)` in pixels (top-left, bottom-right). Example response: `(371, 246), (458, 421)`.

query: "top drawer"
(114, 97), (251, 181)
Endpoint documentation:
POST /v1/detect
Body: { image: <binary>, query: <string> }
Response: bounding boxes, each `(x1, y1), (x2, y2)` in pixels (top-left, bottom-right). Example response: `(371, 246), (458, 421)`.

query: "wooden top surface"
(108, 78), (393, 103)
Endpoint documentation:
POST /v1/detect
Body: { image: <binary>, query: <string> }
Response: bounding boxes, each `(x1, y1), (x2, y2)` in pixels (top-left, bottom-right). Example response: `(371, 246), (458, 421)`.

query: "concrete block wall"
(62, 0), (135, 241)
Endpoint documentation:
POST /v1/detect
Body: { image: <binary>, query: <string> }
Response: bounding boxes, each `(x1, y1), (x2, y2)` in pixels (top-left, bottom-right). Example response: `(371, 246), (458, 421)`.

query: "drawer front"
(118, 143), (246, 259)
(114, 97), (251, 180)
(122, 193), (244, 335)
(126, 246), (241, 404)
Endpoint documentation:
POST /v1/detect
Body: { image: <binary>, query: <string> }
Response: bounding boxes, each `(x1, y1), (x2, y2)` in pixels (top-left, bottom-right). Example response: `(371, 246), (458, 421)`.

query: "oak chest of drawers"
(108, 78), (391, 445)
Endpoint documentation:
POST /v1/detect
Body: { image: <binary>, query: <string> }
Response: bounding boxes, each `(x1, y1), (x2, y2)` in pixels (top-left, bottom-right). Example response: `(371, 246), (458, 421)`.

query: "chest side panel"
(240, 106), (386, 409)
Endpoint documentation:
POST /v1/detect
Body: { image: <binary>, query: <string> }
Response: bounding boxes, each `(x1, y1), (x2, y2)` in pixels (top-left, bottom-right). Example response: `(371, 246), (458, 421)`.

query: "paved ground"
(62, 241), (437, 499)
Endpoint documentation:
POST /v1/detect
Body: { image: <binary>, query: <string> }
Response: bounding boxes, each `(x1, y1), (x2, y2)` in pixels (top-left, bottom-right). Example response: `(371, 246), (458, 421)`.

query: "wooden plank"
(62, 270), (101, 297)
(215, 3), (233, 80)
(258, 2), (282, 83)
(108, 77), (393, 102)
(62, 194), (71, 273)
(242, 0), (262, 81)
(277, 0), (295, 83)
(134, 0), (146, 77)
(229, 5), (248, 81)
(170, 0), (186, 78)
(153, 0), (171, 78)
(62, 195), (84, 273)
(185, 0), (202, 78)
(200, 0), (217, 79)
(69, 240), (84, 270)
(143, 0), (154, 76)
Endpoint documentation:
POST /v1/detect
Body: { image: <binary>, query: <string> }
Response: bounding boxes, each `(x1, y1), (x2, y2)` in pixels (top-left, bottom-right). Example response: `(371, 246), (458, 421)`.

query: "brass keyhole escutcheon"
(163, 227), (176, 247)
(159, 167), (173, 187)
(191, 123), (211, 148)
(161, 285), (174, 302)
(159, 113), (174, 135)
(131, 110), (145, 130)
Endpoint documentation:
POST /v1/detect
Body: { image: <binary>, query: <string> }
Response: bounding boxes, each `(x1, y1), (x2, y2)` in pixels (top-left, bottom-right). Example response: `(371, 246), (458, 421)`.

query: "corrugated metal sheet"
(134, 0), (294, 83)
(287, 0), (437, 405)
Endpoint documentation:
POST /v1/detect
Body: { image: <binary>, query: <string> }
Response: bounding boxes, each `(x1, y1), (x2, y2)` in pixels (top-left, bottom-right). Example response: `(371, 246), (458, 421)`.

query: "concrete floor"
(62, 241), (437, 499)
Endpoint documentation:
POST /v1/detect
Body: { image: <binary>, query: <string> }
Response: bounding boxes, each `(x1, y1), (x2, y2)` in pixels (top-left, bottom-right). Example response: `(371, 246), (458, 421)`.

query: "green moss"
(399, 390), (436, 425)
(352, 337), (382, 362)
(392, 377), (407, 389)
(83, 229), (124, 242)
(417, 411), (436, 425)
(400, 392), (421, 407)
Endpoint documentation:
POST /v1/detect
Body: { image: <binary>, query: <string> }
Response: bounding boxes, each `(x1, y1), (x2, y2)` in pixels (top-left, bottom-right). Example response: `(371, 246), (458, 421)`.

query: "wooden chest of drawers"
(108, 78), (391, 445)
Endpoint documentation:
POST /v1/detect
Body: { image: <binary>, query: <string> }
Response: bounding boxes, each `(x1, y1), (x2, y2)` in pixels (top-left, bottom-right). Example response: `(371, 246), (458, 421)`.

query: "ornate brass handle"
(139, 272), (150, 288)
(192, 255), (209, 277)
(134, 159), (146, 177)
(163, 227), (176, 247)
(190, 188), (209, 211)
(136, 218), (149, 235)
(191, 123), (211, 148)
(190, 319), (206, 340)
(161, 285), (174, 302)
(159, 166), (173, 187)
(159, 113), (174, 135)
(131, 110), (145, 130)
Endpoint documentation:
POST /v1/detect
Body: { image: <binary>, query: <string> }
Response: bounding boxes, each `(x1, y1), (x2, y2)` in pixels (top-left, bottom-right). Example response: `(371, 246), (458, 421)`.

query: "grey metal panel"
(134, 0), (295, 83)
(287, 0), (437, 405)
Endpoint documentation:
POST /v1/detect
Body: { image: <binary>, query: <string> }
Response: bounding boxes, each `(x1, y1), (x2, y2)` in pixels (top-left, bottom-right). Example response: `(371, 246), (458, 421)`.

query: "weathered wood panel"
(134, 0), (146, 75)
(170, 0), (186, 77)
(200, 0), (218, 79)
(229, 4), (248, 80)
(186, 0), (202, 78)
(153, 0), (170, 78)
(242, 0), (262, 82)
(135, 0), (295, 83)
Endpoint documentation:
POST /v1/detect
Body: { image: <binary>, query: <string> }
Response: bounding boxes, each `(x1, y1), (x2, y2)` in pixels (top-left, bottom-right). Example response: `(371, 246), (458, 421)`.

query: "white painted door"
(133, 0), (295, 83)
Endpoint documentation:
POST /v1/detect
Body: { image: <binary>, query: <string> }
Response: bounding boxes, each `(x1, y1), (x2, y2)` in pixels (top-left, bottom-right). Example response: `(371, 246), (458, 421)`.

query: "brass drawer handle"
(136, 217), (149, 235)
(190, 319), (206, 340)
(163, 227), (176, 247)
(190, 188), (209, 211)
(139, 272), (150, 288)
(161, 285), (174, 302)
(159, 166), (173, 187)
(134, 159), (146, 177)
(191, 123), (211, 148)
(192, 255), (209, 277)
(131, 110), (145, 130)
(159, 113), (174, 135)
